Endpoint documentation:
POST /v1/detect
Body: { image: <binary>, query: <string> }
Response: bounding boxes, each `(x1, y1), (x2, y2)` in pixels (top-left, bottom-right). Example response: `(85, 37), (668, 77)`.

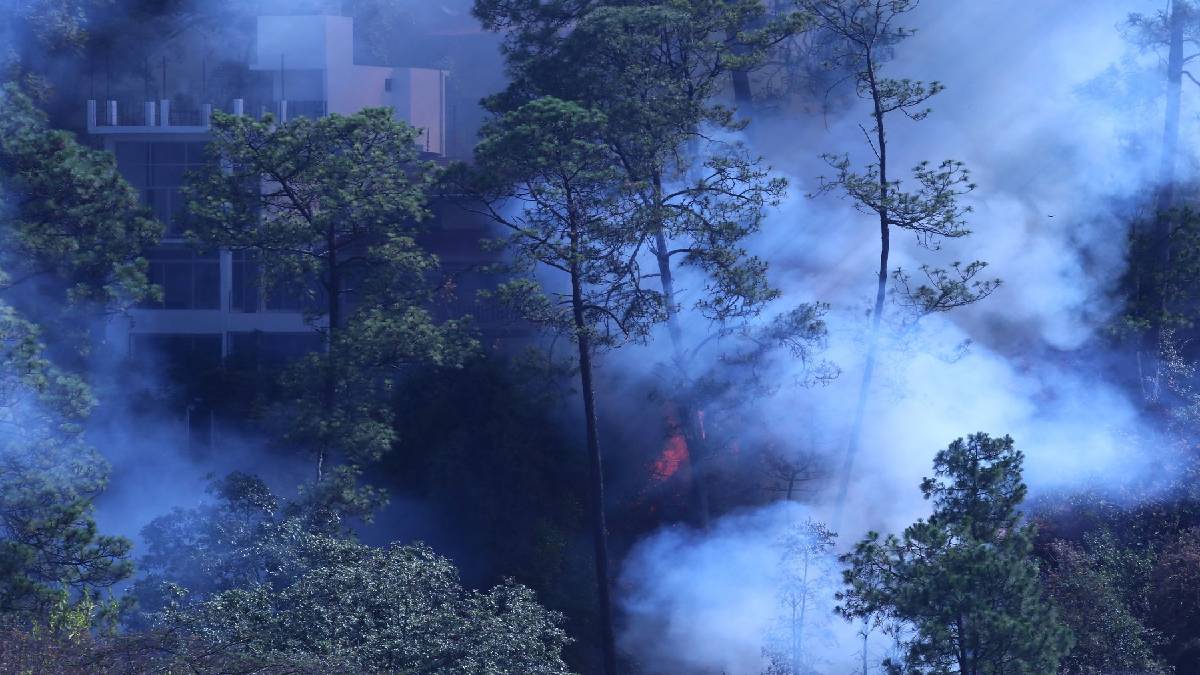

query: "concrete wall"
(390, 68), (446, 155)
(253, 15), (334, 72)
(251, 15), (446, 153)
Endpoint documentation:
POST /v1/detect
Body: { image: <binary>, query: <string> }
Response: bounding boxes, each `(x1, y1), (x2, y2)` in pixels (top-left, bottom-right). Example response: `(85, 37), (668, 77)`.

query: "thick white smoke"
(617, 1), (1186, 671)
(620, 502), (861, 674)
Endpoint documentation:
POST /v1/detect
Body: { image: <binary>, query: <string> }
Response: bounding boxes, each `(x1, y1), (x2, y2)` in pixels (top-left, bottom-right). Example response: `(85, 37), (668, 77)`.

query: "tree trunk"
(571, 262), (618, 675)
(795, 550), (808, 673)
(834, 58), (890, 528)
(861, 628), (869, 675)
(726, 29), (755, 116)
(653, 206), (712, 530)
(318, 230), (340, 482)
(677, 398), (712, 529)
(1145, 1), (1186, 404)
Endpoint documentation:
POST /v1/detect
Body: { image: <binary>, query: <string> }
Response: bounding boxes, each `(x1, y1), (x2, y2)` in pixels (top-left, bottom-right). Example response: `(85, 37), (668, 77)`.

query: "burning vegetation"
(2, 1), (1200, 674)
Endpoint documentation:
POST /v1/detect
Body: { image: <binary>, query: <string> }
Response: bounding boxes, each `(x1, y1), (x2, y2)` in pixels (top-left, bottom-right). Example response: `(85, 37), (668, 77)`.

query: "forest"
(1, 0), (1199, 673)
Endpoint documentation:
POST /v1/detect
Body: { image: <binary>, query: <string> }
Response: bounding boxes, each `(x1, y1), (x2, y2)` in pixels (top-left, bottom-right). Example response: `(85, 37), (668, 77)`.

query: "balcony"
(86, 99), (331, 134)
(87, 100), (212, 134)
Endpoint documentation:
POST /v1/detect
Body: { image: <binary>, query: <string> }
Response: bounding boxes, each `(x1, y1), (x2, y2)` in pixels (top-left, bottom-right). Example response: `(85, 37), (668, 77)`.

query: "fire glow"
(651, 405), (692, 482)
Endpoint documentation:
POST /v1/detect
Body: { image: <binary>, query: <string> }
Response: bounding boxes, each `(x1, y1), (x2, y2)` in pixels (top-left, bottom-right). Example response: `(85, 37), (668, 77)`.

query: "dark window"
(228, 331), (322, 369)
(114, 141), (209, 236)
(142, 247), (220, 310)
(230, 249), (323, 313)
(231, 250), (260, 313)
(194, 260), (221, 308)
(151, 142), (186, 164)
(151, 164), (186, 187)
(185, 142), (208, 163)
(115, 141), (148, 168)
(115, 142), (149, 188)
(131, 333), (223, 375)
(264, 279), (307, 311)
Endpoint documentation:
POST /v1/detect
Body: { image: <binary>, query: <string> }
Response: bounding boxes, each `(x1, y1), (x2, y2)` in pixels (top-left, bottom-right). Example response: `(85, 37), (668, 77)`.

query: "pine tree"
(765, 519), (838, 675)
(473, 0), (821, 529)
(464, 96), (663, 675)
(0, 304), (131, 627)
(0, 83), (160, 347)
(838, 433), (1072, 674)
(800, 0), (999, 525)
(133, 473), (573, 674)
(187, 109), (475, 486)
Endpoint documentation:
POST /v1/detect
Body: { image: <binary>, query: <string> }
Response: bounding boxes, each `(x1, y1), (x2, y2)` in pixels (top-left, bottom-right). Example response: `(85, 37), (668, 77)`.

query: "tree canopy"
(839, 434), (1072, 674)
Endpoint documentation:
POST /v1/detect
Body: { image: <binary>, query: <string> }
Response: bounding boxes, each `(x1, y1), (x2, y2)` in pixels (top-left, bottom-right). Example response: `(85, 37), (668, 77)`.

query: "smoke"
(614, 0), (1188, 671)
(755, 0), (1176, 518)
(619, 502), (860, 674)
(53, 0), (495, 544)
(7, 0), (1188, 668)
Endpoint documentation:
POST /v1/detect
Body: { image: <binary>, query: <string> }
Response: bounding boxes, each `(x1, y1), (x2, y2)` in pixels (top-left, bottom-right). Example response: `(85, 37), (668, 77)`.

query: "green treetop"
(466, 95), (662, 675)
(0, 303), (131, 627)
(838, 433), (1072, 674)
(133, 473), (573, 674)
(0, 84), (161, 339)
(187, 109), (475, 484)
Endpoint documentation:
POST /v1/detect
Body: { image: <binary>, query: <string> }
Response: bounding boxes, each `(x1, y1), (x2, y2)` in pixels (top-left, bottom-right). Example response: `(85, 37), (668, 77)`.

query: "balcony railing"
(87, 98), (331, 133)
(87, 99), (211, 130)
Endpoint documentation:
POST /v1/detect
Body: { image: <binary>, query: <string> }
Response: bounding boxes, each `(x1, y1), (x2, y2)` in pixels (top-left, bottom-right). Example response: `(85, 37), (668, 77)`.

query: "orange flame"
(651, 432), (690, 482)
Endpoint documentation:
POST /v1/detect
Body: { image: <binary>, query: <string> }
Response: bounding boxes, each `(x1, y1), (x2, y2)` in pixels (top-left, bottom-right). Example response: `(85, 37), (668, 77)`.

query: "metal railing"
(241, 99), (328, 122)
(169, 107), (208, 127)
(87, 98), (332, 131)
(87, 99), (212, 129)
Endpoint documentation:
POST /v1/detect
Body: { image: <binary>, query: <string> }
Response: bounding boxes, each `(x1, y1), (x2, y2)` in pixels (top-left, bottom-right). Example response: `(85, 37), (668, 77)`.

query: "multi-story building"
(86, 13), (504, 443)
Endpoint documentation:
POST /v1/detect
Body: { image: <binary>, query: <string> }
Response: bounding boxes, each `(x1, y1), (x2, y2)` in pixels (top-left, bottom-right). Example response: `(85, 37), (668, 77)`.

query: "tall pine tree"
(838, 433), (1071, 674)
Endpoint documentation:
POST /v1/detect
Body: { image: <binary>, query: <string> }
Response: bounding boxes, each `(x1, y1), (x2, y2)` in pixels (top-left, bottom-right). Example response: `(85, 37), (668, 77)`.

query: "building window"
(384, 78), (393, 92)
(230, 250), (322, 313)
(130, 333), (223, 374)
(263, 276), (309, 311)
(142, 246), (220, 310)
(231, 250), (260, 313)
(228, 331), (323, 369)
(115, 141), (209, 237)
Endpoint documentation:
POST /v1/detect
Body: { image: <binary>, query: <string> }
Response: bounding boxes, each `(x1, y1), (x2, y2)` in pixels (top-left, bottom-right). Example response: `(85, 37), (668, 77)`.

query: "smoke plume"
(615, 0), (1187, 670)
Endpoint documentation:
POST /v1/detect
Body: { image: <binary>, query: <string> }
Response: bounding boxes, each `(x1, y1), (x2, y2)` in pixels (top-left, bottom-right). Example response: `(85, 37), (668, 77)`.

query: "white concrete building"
(88, 14), (450, 370)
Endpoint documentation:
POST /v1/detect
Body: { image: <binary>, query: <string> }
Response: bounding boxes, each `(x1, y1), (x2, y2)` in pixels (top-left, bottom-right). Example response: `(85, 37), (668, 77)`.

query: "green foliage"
(1151, 526), (1200, 671)
(278, 304), (477, 470)
(189, 108), (476, 489)
(386, 359), (593, 630)
(137, 474), (573, 674)
(1121, 210), (1200, 353)
(0, 303), (130, 626)
(186, 108), (434, 323)
(839, 433), (1071, 674)
(469, 96), (662, 345)
(1043, 534), (1167, 674)
(476, 0), (805, 114)
(0, 0), (101, 92)
(818, 157), (973, 246)
(0, 84), (161, 325)
(476, 0), (798, 327)
(891, 262), (1000, 320)
(467, 94), (660, 673)
(805, 1), (998, 326)
(0, 84), (136, 636)
(132, 473), (284, 618)
(0, 617), (150, 675)
(474, 3), (820, 536)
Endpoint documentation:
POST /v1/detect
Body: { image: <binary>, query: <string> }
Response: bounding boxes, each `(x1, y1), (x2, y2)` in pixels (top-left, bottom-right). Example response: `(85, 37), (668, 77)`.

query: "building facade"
(87, 13), (504, 445)
(89, 14), (460, 368)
